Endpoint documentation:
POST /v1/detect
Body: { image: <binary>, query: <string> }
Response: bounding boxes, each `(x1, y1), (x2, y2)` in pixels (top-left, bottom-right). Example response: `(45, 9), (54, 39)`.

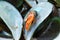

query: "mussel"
(24, 2), (53, 40)
(0, 1), (23, 40)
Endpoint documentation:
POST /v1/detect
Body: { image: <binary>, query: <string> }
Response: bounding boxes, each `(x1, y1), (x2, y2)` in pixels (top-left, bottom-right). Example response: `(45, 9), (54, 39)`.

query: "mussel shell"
(0, 1), (23, 40)
(24, 2), (53, 40)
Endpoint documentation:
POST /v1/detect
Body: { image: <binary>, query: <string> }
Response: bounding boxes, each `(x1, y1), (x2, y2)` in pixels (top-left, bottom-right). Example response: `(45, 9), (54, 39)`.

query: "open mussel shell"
(24, 2), (53, 40)
(0, 1), (23, 40)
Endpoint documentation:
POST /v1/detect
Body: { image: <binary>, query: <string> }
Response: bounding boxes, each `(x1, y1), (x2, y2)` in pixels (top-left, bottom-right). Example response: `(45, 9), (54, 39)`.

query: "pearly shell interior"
(0, 1), (23, 40)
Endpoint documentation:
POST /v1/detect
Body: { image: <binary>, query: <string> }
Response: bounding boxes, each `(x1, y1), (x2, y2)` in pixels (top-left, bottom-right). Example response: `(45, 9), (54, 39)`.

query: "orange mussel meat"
(25, 11), (35, 31)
